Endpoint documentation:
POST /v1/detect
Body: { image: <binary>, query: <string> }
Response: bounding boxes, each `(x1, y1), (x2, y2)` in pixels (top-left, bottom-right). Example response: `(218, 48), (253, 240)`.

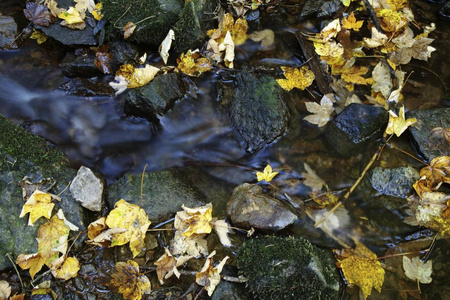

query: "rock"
(173, 0), (217, 53)
(227, 183), (298, 231)
(59, 77), (115, 96)
(369, 166), (420, 198)
(124, 73), (186, 121)
(36, 22), (97, 46)
(237, 236), (340, 300)
(61, 51), (103, 78)
(211, 281), (248, 300)
(70, 166), (104, 211)
(109, 41), (140, 71)
(325, 103), (388, 156)
(0, 114), (85, 271)
(221, 71), (289, 152)
(107, 167), (206, 223)
(103, 0), (182, 46)
(407, 107), (450, 160)
(0, 16), (18, 49)
(317, 0), (343, 18)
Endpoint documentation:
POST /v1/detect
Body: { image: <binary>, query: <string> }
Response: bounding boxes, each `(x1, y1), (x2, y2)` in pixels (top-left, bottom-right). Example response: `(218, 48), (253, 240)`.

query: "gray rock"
(317, 0), (343, 18)
(325, 103), (388, 156)
(237, 236), (340, 300)
(59, 77), (115, 96)
(107, 168), (206, 223)
(0, 16), (18, 49)
(103, 0), (182, 45)
(36, 23), (97, 46)
(227, 183), (298, 231)
(0, 115), (85, 271)
(124, 73), (186, 121)
(222, 71), (289, 152)
(61, 52), (102, 78)
(70, 166), (104, 211)
(212, 281), (247, 300)
(369, 166), (420, 198)
(300, 0), (324, 18)
(407, 107), (450, 160)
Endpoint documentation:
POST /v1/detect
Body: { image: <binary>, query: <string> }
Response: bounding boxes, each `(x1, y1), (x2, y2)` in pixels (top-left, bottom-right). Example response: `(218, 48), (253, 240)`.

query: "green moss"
(237, 236), (340, 300)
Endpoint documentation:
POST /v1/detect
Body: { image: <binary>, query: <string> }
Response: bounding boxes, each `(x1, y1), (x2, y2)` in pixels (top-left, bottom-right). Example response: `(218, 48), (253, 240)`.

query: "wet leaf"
(195, 253), (229, 296)
(303, 94), (335, 127)
(16, 253), (45, 279)
(218, 31), (235, 68)
(109, 75), (128, 95)
(363, 27), (388, 48)
(248, 29), (275, 51)
(177, 50), (213, 77)
(314, 41), (344, 61)
(24, 2), (54, 27)
(105, 199), (151, 257)
(302, 163), (326, 191)
(174, 203), (213, 237)
(92, 2), (103, 21)
(371, 61), (392, 99)
(385, 106), (417, 137)
(171, 230), (209, 257)
(115, 64), (160, 89)
(123, 22), (137, 39)
(336, 241), (385, 299)
(403, 256), (432, 284)
(159, 29), (175, 65)
(110, 260), (151, 300)
(212, 219), (233, 247)
(256, 164), (278, 183)
(44, 0), (66, 17)
(30, 29), (48, 44)
(420, 156), (450, 187)
(58, 7), (84, 25)
(342, 13), (364, 31)
(276, 66), (315, 91)
(154, 248), (191, 284)
(51, 256), (80, 280)
(19, 190), (55, 226)
(0, 280), (11, 300)
(95, 46), (112, 74)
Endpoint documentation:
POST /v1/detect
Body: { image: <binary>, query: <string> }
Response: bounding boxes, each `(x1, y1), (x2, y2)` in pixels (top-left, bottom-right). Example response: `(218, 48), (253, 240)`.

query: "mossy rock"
(103, 0), (182, 45)
(237, 236), (340, 300)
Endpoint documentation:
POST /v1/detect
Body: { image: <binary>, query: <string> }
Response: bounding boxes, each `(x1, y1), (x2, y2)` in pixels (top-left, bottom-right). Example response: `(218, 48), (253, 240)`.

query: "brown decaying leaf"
(109, 260), (151, 300)
(24, 2), (55, 27)
(0, 280), (11, 300)
(95, 46), (112, 74)
(420, 156), (450, 187)
(123, 22), (137, 39)
(429, 127), (450, 155)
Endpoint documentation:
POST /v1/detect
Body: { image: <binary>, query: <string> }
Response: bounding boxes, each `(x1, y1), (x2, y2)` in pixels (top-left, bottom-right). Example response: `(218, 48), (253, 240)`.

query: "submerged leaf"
(403, 256), (432, 284)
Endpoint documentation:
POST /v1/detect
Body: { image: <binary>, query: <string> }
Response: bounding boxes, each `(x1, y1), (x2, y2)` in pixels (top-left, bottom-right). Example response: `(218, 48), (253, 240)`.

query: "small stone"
(0, 16), (18, 49)
(369, 166), (419, 198)
(70, 166), (104, 212)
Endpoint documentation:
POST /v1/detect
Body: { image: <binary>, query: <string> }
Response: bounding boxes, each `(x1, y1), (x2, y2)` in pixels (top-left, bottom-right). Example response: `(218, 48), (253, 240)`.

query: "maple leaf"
(256, 164), (278, 183)
(390, 34), (436, 65)
(0, 280), (11, 300)
(429, 127), (450, 154)
(303, 94), (335, 127)
(92, 2), (103, 20)
(16, 253), (45, 279)
(385, 106), (417, 137)
(123, 22), (137, 39)
(208, 13), (248, 46)
(314, 41), (344, 59)
(363, 27), (389, 48)
(105, 199), (151, 257)
(51, 256), (80, 280)
(377, 8), (407, 32)
(24, 2), (55, 27)
(301, 163), (326, 191)
(177, 50), (213, 77)
(342, 13), (364, 31)
(115, 64), (160, 89)
(420, 156), (450, 187)
(154, 248), (192, 284)
(371, 61), (393, 99)
(336, 241), (385, 299)
(195, 252), (229, 296)
(19, 190), (55, 226)
(58, 7), (84, 25)
(212, 219), (233, 247)
(276, 66), (315, 91)
(159, 29), (175, 65)
(174, 203), (213, 237)
(335, 59), (369, 85)
(30, 29), (48, 44)
(110, 260), (151, 300)
(403, 256), (432, 284)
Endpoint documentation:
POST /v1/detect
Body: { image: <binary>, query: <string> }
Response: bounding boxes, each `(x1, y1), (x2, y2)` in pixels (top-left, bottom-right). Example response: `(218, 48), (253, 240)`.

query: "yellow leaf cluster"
(256, 164), (278, 182)
(207, 13), (248, 46)
(110, 260), (151, 300)
(177, 50), (213, 77)
(276, 66), (315, 91)
(336, 242), (385, 299)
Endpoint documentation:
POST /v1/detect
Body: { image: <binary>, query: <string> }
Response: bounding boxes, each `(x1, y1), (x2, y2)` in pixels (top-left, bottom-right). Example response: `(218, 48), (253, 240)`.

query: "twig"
(223, 275), (247, 283)
(5, 253), (24, 289)
(362, 0), (382, 32)
(140, 164), (148, 208)
(151, 217), (175, 229)
(387, 143), (429, 166)
(113, 6), (131, 28)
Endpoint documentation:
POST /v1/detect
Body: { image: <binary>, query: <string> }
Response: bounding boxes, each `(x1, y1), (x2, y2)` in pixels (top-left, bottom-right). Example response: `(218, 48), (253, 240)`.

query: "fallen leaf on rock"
(195, 252), (229, 296)
(159, 29), (175, 65)
(123, 22), (137, 39)
(19, 190), (55, 226)
(24, 2), (55, 27)
(44, 0), (66, 17)
(335, 241), (385, 299)
(74, 0), (95, 15)
(342, 12), (364, 31)
(403, 256), (432, 284)
(16, 253), (45, 279)
(116, 64), (160, 89)
(30, 29), (48, 44)
(248, 29), (275, 51)
(110, 260), (151, 300)
(109, 75), (129, 95)
(303, 94), (335, 127)
(174, 203), (213, 237)
(212, 219), (233, 247)
(92, 2), (103, 20)
(0, 280), (11, 300)
(58, 7), (84, 25)
(385, 106), (417, 137)
(51, 256), (80, 280)
(256, 164), (278, 183)
(276, 66), (315, 91)
(420, 156), (450, 187)
(177, 50), (213, 77)
(302, 163), (326, 191)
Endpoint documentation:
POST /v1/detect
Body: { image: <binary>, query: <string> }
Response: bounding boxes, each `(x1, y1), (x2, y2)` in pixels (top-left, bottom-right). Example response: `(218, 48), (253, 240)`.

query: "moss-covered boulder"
(103, 0), (182, 45)
(237, 236), (340, 300)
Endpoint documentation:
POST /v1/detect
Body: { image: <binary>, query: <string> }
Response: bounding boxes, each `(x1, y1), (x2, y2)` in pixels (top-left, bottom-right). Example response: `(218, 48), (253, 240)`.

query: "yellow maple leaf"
(92, 2), (103, 21)
(19, 190), (55, 226)
(256, 164), (278, 182)
(195, 253), (229, 296)
(208, 13), (248, 45)
(420, 156), (450, 187)
(30, 29), (47, 44)
(174, 203), (213, 237)
(110, 260), (151, 300)
(336, 241), (385, 299)
(377, 9), (407, 32)
(115, 64), (160, 88)
(177, 50), (213, 77)
(342, 13), (364, 31)
(58, 7), (84, 24)
(385, 106), (417, 137)
(105, 199), (151, 257)
(16, 253), (45, 279)
(87, 217), (107, 240)
(304, 94), (335, 127)
(276, 66), (315, 91)
(51, 256), (80, 280)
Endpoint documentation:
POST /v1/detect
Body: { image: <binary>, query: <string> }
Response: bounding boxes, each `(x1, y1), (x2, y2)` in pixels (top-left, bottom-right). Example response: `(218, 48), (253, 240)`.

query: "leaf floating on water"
(303, 94), (335, 127)
(24, 2), (55, 27)
(30, 29), (48, 44)
(256, 164), (278, 183)
(403, 256), (432, 284)
(109, 260), (151, 300)
(276, 66), (315, 91)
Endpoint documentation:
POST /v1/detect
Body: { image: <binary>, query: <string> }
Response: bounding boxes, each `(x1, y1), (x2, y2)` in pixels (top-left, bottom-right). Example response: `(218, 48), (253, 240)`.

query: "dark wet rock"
(61, 51), (102, 78)
(109, 41), (140, 71)
(325, 104), (388, 156)
(369, 166), (420, 198)
(0, 114), (85, 271)
(70, 166), (104, 211)
(59, 77), (115, 96)
(212, 281), (248, 300)
(107, 167), (206, 223)
(221, 71), (289, 153)
(103, 0), (182, 46)
(317, 0), (343, 18)
(300, 0), (323, 18)
(173, 0), (217, 53)
(407, 107), (450, 160)
(0, 16), (18, 49)
(36, 22), (97, 46)
(124, 73), (186, 121)
(227, 183), (298, 231)
(237, 236), (340, 300)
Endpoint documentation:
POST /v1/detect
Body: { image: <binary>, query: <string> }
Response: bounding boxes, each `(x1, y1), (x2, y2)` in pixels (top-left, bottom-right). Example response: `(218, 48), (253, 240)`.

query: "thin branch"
(5, 253), (24, 289)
